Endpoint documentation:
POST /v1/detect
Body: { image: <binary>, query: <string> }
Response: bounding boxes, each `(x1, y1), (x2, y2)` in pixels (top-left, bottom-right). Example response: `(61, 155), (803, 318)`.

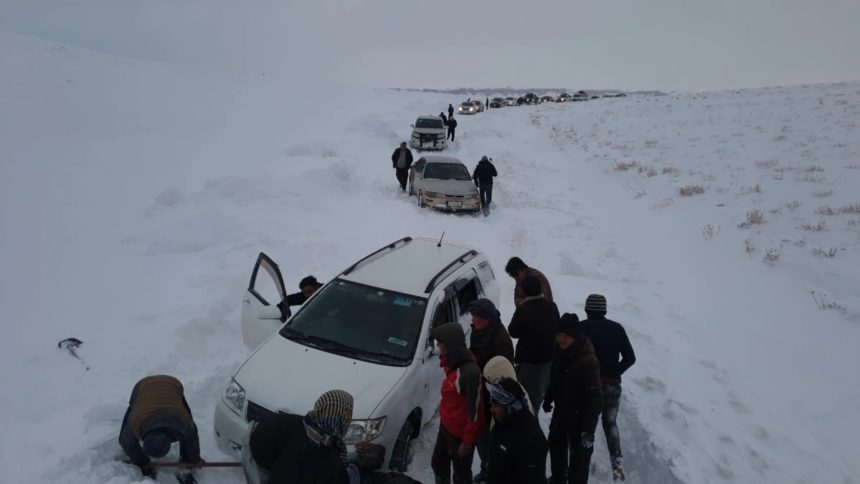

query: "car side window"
(455, 277), (481, 315)
(476, 261), (495, 288)
(414, 158), (426, 173)
(431, 296), (456, 329)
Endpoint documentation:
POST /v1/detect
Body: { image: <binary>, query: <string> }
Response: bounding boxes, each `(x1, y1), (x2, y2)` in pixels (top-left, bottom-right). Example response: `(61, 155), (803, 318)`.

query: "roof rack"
(424, 249), (478, 293)
(341, 237), (413, 276)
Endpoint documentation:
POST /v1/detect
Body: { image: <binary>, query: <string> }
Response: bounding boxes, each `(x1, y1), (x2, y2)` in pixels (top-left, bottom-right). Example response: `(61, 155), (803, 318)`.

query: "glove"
(542, 400), (553, 413)
(139, 462), (157, 479)
(580, 432), (594, 449)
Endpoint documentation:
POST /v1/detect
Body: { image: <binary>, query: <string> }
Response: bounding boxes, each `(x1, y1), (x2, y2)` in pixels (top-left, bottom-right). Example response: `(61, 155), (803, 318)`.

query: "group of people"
(118, 258), (635, 484)
(428, 256), (636, 484)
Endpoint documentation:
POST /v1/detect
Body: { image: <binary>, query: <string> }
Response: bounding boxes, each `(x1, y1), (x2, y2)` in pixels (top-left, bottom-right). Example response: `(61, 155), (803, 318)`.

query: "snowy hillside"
(2, 30), (860, 484)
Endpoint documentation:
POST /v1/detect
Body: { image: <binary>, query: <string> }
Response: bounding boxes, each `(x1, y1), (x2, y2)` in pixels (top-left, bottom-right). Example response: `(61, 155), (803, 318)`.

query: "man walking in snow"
(447, 116), (458, 141)
(448, 103), (455, 119)
(472, 156), (497, 209)
(391, 142), (413, 192)
(579, 294), (636, 482)
(543, 314), (603, 484)
(508, 275), (560, 412)
(505, 257), (553, 307)
(430, 322), (485, 484)
(119, 375), (202, 483)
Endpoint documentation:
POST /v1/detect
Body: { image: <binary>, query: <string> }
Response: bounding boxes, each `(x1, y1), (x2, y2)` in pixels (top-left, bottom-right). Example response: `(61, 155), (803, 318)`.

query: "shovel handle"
(127, 461), (242, 468)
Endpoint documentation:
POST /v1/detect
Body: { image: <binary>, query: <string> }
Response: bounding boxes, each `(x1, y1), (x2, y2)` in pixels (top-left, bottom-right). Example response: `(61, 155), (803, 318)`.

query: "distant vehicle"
(409, 155), (481, 213)
(614, 93), (628, 98)
(471, 100), (485, 113)
(216, 237), (500, 472)
(410, 116), (447, 151)
(539, 95), (554, 104)
(504, 97), (518, 106)
(556, 93), (571, 102)
(458, 102), (478, 115)
(572, 91), (589, 102)
(519, 93), (539, 105)
(590, 96), (600, 100)
(489, 97), (506, 108)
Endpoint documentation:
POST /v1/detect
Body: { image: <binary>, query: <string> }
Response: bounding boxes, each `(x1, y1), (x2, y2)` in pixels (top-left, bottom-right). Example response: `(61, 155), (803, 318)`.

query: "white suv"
(214, 237), (500, 471)
(410, 115), (447, 151)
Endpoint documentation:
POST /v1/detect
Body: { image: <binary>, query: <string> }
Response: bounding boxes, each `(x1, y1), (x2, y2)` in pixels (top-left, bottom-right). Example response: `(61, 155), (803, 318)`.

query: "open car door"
(242, 252), (287, 350)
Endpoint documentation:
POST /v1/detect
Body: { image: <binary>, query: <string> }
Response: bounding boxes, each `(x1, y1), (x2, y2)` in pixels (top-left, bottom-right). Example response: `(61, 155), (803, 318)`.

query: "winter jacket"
(440, 113), (448, 125)
(513, 267), (553, 304)
(470, 320), (514, 372)
(508, 295), (560, 364)
(432, 323), (485, 446)
(390, 148), (413, 169)
(483, 356), (534, 414)
(119, 375), (200, 466)
(249, 412), (350, 484)
(543, 338), (603, 432)
(487, 408), (548, 484)
(448, 105), (454, 117)
(447, 118), (458, 130)
(472, 160), (498, 186)
(580, 315), (636, 383)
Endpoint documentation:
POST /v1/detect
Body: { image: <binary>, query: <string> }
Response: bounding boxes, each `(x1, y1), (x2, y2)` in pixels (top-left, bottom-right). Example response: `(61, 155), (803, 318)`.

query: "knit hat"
(469, 298), (500, 322)
(585, 294), (607, 315)
(481, 155), (489, 162)
(558, 312), (581, 338)
(141, 429), (171, 458)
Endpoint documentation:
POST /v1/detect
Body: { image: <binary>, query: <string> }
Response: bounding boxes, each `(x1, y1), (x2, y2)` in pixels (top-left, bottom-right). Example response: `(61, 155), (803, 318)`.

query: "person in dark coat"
(447, 116), (458, 141)
(430, 323), (485, 484)
(508, 275), (560, 411)
(485, 98), (489, 110)
(285, 276), (323, 307)
(119, 375), (201, 483)
(486, 378), (548, 484)
(579, 294), (636, 482)
(504, 257), (553, 307)
(440, 112), (449, 126)
(543, 314), (603, 484)
(467, 298), (514, 482)
(242, 390), (357, 484)
(391, 142), (414, 191)
(471, 156), (498, 209)
(448, 104), (455, 118)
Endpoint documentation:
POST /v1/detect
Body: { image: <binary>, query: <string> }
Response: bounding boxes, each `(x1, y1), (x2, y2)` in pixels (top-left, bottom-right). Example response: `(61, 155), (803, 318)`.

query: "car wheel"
(389, 419), (415, 472)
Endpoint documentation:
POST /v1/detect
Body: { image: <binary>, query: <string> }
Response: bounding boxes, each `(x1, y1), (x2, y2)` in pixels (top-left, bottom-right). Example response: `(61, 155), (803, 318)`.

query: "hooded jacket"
(508, 295), (560, 364)
(431, 323), (485, 446)
(544, 338), (603, 433)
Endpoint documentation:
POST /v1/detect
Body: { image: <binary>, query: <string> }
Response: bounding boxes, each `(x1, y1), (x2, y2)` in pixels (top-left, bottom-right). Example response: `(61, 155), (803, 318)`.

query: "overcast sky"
(3, 0), (859, 91)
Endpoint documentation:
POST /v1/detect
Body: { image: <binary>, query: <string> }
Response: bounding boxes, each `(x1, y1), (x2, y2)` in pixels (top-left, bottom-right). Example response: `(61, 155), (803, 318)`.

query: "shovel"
(57, 337), (90, 371)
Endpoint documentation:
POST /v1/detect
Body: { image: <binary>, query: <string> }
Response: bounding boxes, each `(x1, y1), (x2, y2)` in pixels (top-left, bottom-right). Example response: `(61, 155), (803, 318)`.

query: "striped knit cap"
(585, 294), (607, 314)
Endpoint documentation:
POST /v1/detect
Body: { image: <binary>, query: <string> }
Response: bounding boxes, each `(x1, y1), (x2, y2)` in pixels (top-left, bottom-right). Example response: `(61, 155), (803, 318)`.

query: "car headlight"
(223, 378), (246, 416)
(424, 191), (442, 198)
(344, 417), (386, 444)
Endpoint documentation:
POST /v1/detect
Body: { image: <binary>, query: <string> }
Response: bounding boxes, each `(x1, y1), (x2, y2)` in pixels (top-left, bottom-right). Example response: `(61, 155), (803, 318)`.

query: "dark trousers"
(548, 416), (593, 484)
(448, 129), (456, 141)
(601, 384), (623, 466)
(395, 168), (409, 191)
(475, 427), (491, 476)
(477, 184), (493, 208)
(431, 425), (474, 484)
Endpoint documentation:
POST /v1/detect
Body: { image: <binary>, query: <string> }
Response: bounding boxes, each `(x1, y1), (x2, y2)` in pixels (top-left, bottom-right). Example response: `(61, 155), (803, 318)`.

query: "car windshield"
(460, 103), (472, 107)
(424, 162), (472, 180)
(416, 118), (444, 129)
(281, 279), (427, 365)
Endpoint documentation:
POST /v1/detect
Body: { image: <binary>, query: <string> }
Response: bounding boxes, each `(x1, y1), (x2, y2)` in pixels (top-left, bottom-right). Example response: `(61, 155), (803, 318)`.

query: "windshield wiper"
(283, 328), (404, 363)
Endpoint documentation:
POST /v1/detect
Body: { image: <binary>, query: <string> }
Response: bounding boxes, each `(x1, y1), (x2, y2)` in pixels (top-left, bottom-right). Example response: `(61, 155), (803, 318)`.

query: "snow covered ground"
(2, 31), (859, 484)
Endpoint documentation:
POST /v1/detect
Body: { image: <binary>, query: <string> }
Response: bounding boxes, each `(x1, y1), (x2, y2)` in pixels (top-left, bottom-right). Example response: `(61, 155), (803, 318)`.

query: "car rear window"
(424, 163), (471, 181)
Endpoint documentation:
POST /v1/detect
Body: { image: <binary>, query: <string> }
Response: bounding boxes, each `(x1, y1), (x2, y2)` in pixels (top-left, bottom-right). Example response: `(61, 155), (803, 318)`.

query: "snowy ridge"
(2, 32), (859, 484)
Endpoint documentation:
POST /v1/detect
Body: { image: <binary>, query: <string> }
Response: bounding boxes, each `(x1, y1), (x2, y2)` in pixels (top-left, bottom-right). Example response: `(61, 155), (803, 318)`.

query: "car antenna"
(437, 231), (446, 247)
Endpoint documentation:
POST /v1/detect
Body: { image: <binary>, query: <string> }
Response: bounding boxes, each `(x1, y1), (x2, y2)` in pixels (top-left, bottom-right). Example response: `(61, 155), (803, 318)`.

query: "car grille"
(246, 401), (275, 423)
(416, 133), (443, 141)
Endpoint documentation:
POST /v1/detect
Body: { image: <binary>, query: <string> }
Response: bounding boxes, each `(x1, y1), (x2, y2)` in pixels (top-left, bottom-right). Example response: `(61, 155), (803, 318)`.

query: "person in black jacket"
(446, 116), (458, 141)
(472, 156), (497, 209)
(485, 98), (489, 110)
(286, 276), (323, 307)
(439, 112), (449, 126)
(242, 389), (357, 484)
(507, 276), (559, 411)
(119, 375), (202, 483)
(543, 314), (603, 484)
(391, 142), (413, 191)
(448, 104), (455, 118)
(579, 294), (635, 482)
(486, 378), (547, 484)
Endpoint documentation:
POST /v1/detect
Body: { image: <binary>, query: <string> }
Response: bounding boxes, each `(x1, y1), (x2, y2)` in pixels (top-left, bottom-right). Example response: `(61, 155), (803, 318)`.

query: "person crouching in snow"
(119, 375), (202, 483)
(242, 389), (359, 484)
(430, 322), (485, 484)
(486, 377), (548, 484)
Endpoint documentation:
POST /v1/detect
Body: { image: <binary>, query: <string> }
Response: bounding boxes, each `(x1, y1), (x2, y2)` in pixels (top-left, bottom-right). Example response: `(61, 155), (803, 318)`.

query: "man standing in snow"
(485, 98), (489, 110)
(119, 375), (202, 483)
(486, 378), (547, 484)
(448, 103), (455, 118)
(579, 294), (636, 482)
(391, 142), (413, 192)
(472, 156), (497, 210)
(507, 275), (560, 412)
(447, 116), (458, 141)
(505, 257), (553, 307)
(430, 322), (485, 484)
(543, 314), (603, 484)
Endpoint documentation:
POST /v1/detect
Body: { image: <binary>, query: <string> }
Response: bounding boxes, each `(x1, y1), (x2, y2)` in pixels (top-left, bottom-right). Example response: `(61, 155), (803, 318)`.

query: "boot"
(612, 456), (625, 481)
